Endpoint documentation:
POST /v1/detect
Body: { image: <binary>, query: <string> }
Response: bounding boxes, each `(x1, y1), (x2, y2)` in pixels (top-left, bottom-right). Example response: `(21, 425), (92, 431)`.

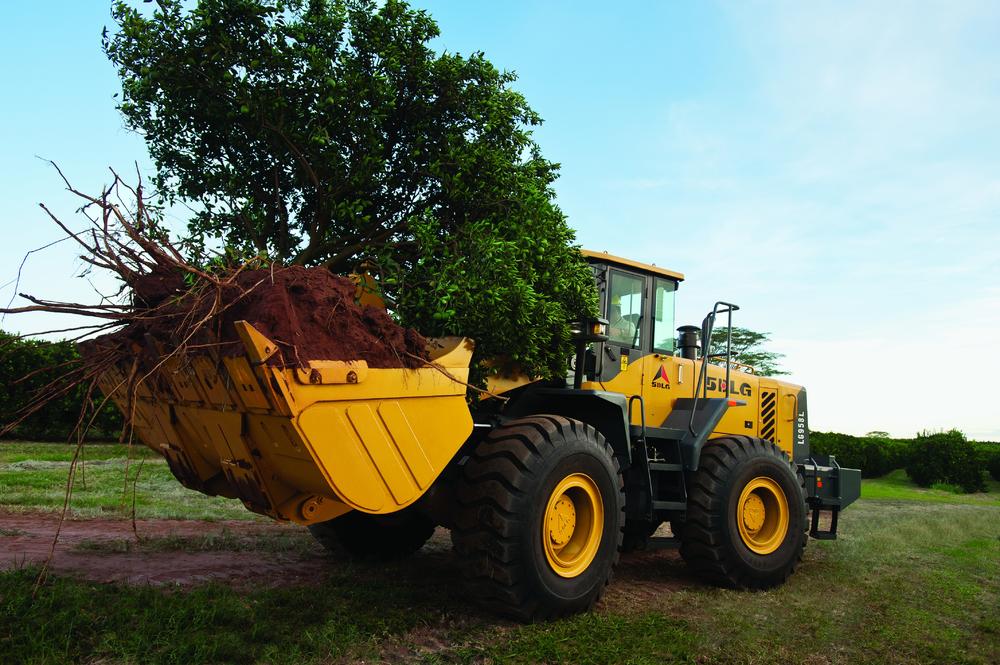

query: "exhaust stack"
(677, 325), (701, 360)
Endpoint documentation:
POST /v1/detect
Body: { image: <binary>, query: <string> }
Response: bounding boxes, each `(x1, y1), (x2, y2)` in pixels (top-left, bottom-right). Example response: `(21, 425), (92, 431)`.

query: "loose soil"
(82, 265), (428, 370)
(216, 266), (428, 368)
(0, 512), (327, 587)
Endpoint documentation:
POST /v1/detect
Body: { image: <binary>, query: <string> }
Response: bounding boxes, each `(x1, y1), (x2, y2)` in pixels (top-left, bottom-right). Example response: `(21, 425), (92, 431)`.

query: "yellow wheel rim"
(736, 476), (789, 555)
(542, 473), (604, 578)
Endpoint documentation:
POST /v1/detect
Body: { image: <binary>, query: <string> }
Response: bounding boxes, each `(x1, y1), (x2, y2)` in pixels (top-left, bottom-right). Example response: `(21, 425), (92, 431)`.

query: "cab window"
(608, 270), (644, 347)
(652, 278), (677, 353)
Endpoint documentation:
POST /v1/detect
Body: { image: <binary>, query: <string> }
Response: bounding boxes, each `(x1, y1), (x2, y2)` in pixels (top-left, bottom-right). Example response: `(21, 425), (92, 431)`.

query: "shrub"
(809, 431), (911, 478)
(0, 332), (121, 441)
(905, 430), (986, 493)
(974, 441), (1000, 482)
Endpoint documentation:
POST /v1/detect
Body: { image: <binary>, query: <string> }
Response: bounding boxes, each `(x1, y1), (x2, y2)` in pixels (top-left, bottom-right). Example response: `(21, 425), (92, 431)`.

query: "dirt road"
(0, 511), (331, 586)
(0, 511), (695, 601)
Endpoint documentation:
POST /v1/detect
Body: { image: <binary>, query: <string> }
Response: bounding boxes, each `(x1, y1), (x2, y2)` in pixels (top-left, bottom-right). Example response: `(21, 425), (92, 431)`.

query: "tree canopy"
(709, 326), (787, 376)
(104, 0), (596, 379)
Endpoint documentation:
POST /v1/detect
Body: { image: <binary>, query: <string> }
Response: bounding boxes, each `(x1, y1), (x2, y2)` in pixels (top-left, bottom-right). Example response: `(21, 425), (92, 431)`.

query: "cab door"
(598, 268), (647, 382)
(639, 276), (685, 426)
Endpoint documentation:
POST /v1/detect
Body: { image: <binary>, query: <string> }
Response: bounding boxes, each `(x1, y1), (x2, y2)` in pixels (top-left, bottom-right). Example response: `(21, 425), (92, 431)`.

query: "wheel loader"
(97, 249), (861, 620)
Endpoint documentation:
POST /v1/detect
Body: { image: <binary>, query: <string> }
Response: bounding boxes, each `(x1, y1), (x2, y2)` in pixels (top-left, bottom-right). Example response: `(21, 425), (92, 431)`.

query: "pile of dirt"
(0, 177), (433, 443)
(82, 265), (429, 370)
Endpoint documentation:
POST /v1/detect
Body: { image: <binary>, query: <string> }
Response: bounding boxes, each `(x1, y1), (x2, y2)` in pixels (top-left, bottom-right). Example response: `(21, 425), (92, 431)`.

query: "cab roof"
(581, 249), (685, 282)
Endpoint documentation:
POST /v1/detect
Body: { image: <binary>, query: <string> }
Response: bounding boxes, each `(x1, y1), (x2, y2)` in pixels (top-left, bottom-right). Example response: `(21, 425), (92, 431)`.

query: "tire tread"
(678, 435), (807, 589)
(452, 415), (625, 621)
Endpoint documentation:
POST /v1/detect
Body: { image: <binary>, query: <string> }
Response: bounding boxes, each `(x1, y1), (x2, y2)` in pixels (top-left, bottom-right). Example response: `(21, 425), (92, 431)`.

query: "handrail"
(688, 301), (740, 436)
(628, 394), (646, 440)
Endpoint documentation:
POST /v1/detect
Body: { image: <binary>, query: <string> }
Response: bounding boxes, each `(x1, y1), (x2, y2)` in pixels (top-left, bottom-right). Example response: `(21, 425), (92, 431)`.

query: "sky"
(0, 1), (998, 439)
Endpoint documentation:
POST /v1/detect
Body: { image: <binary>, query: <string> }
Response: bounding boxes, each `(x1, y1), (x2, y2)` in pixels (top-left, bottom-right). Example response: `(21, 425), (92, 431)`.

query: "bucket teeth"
(234, 320), (280, 364)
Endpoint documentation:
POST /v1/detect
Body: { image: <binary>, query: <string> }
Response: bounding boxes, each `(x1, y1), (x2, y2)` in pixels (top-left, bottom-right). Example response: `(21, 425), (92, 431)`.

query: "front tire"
(679, 436), (807, 589)
(451, 416), (625, 621)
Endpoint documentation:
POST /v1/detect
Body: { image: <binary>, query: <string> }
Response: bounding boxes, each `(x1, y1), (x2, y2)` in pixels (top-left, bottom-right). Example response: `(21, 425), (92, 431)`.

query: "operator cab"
(581, 250), (684, 382)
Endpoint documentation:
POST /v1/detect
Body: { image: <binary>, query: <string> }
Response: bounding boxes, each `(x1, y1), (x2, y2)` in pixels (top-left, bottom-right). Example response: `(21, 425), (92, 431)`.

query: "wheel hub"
(742, 493), (766, 532)
(736, 476), (790, 555)
(542, 473), (604, 578)
(548, 496), (577, 546)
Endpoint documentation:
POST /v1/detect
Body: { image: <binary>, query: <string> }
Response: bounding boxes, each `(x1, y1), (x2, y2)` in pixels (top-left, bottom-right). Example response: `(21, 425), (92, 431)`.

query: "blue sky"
(1, 1), (998, 439)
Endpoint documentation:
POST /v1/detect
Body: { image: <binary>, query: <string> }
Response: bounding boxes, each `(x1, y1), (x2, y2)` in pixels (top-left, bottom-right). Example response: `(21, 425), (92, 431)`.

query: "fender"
(503, 387), (633, 470)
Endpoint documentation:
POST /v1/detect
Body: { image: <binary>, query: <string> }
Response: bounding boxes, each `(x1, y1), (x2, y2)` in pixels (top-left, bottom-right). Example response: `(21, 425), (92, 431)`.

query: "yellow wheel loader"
(98, 250), (861, 620)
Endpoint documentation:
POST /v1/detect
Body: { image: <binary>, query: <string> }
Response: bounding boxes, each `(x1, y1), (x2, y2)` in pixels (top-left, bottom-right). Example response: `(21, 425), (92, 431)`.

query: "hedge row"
(809, 431), (910, 478)
(810, 429), (1000, 493)
(0, 331), (122, 441)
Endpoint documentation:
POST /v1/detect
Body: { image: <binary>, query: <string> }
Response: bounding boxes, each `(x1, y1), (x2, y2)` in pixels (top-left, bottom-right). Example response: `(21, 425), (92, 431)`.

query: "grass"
(0, 442), (159, 464)
(0, 565), (435, 665)
(72, 528), (317, 555)
(1, 443), (998, 664)
(0, 441), (259, 521)
(862, 468), (1000, 505)
(674, 501), (999, 664)
(442, 613), (696, 665)
(2, 500), (997, 665)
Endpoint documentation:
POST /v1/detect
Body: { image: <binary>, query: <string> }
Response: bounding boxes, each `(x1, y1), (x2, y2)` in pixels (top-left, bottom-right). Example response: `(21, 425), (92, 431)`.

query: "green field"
(0, 441), (258, 521)
(1, 442), (998, 664)
(862, 468), (1000, 505)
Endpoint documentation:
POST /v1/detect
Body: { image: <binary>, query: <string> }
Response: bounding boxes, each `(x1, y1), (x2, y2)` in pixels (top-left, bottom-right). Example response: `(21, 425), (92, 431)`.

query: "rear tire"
(451, 415), (625, 621)
(308, 508), (436, 561)
(679, 436), (807, 589)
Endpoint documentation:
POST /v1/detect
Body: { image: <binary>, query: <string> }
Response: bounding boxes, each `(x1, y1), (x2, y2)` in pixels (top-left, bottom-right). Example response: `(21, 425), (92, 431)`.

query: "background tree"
(709, 326), (787, 376)
(0, 333), (121, 440)
(103, 0), (596, 379)
(906, 429), (986, 493)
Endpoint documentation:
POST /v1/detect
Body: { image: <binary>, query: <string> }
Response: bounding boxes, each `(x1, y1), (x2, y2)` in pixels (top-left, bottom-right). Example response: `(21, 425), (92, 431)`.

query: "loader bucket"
(95, 322), (475, 525)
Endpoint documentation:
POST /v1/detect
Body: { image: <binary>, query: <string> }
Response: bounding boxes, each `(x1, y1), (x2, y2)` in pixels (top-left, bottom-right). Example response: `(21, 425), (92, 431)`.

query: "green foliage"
(104, 0), (597, 379)
(906, 430), (987, 494)
(812, 429), (994, 492)
(710, 326), (787, 376)
(973, 440), (1000, 482)
(810, 431), (912, 478)
(0, 333), (121, 441)
(392, 213), (596, 379)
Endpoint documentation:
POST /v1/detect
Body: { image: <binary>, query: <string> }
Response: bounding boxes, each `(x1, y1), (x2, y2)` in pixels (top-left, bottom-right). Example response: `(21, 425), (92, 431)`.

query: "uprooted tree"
(102, 0), (597, 380)
(2, 167), (432, 439)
